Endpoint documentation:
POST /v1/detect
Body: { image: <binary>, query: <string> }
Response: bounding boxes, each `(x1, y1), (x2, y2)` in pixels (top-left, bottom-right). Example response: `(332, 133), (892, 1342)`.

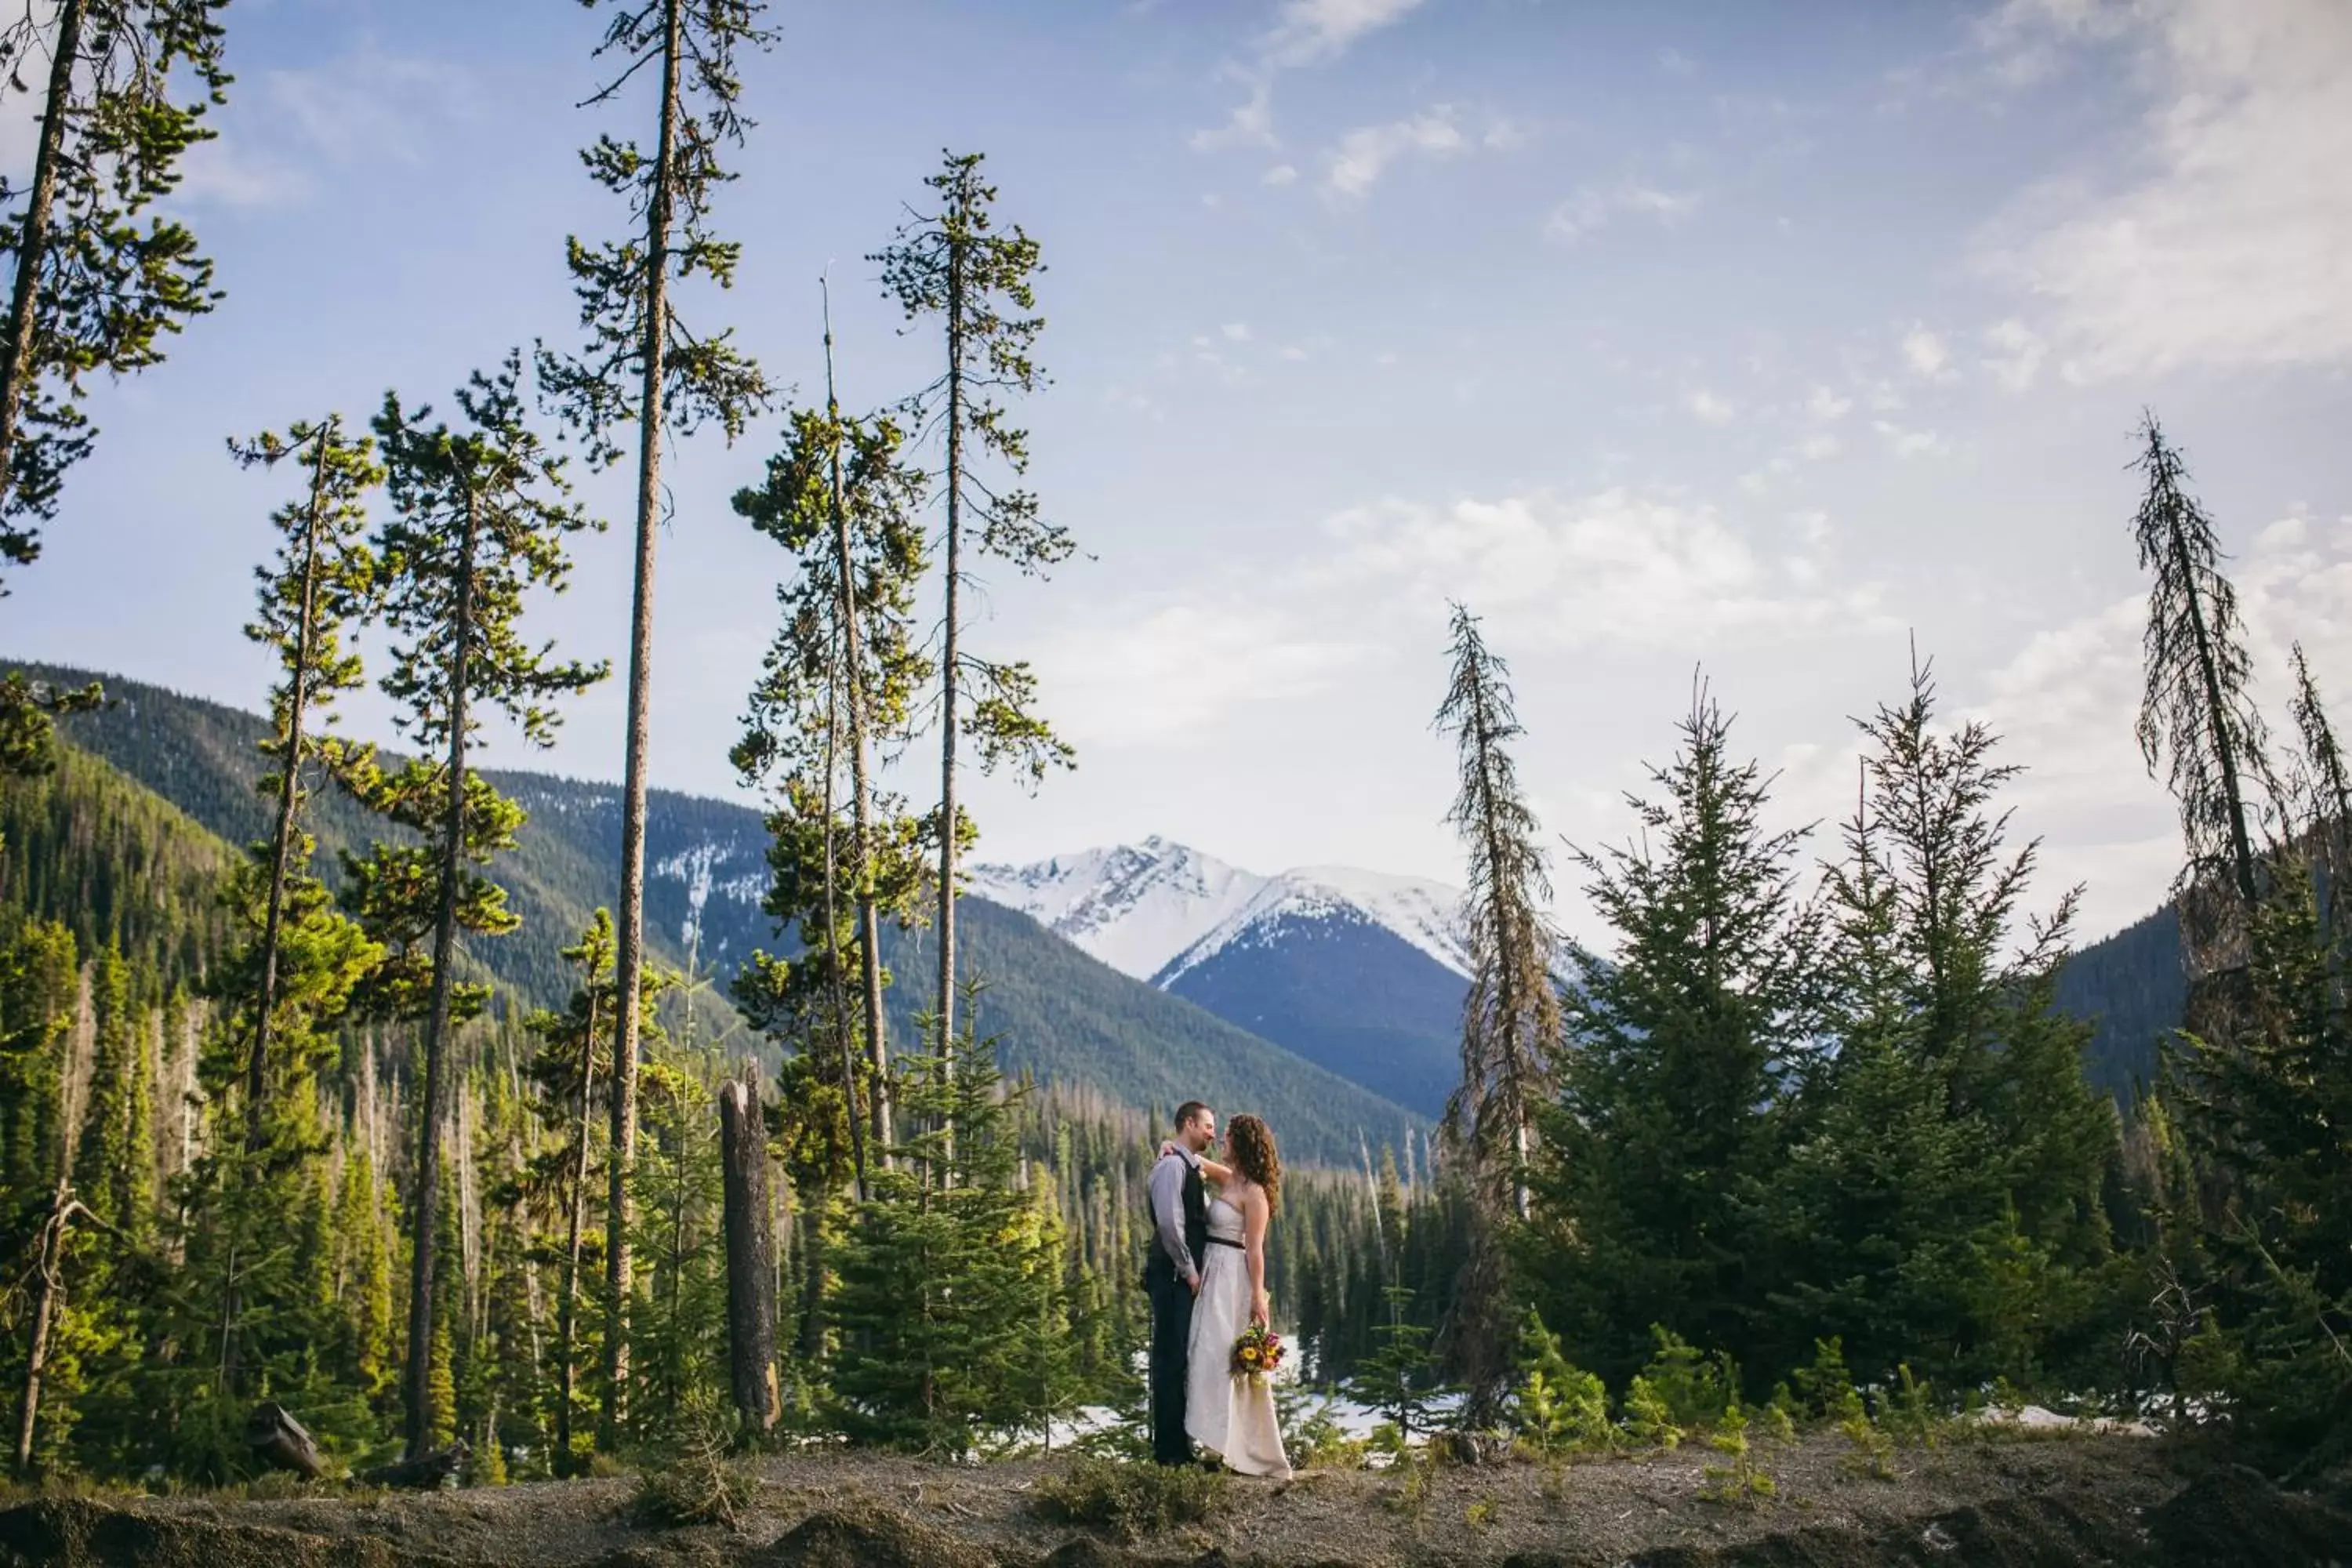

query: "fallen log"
(358, 1437), (468, 1490)
(244, 1403), (324, 1479)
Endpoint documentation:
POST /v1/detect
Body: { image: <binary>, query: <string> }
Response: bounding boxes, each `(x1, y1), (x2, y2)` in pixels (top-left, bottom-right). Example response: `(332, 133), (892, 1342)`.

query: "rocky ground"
(0, 1432), (2346, 1566)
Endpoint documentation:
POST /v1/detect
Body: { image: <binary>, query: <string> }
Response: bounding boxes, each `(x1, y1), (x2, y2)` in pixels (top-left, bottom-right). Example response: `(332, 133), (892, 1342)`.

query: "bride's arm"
(1243, 1186), (1271, 1328)
(1156, 1142), (1235, 1183)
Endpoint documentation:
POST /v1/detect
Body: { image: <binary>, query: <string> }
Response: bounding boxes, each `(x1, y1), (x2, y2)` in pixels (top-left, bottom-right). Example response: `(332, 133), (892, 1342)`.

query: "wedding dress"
(1184, 1189), (1293, 1478)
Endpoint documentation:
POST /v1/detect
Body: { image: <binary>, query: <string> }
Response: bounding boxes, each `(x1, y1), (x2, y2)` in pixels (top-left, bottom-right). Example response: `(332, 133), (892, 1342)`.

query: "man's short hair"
(1174, 1101), (1211, 1134)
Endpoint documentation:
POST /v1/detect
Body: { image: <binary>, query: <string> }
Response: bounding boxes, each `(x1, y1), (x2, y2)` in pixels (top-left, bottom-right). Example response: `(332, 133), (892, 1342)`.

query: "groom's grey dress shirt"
(1149, 1146), (1202, 1287)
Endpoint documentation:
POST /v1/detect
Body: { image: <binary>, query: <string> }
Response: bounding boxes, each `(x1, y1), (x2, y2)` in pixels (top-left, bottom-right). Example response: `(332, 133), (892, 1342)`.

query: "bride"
(1176, 1113), (1293, 1479)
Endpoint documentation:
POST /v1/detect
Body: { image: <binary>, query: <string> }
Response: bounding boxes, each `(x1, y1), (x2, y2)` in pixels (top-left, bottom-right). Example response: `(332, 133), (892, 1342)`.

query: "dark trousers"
(1146, 1265), (1194, 1465)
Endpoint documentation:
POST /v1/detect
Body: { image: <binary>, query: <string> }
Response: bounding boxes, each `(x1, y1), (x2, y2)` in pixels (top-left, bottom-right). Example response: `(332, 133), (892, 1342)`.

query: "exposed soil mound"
(0, 1497), (451, 1568)
(745, 1504), (968, 1568)
(0, 1436), (2340, 1567)
(2143, 1463), (2352, 1566)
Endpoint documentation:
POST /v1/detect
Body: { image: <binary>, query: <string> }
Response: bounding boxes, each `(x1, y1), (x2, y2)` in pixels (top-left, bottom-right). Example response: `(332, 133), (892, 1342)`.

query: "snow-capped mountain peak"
(966, 838), (1468, 988)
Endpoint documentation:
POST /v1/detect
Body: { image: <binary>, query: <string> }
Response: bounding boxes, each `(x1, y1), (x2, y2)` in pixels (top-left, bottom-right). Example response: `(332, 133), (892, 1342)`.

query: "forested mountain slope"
(25, 664), (1421, 1161)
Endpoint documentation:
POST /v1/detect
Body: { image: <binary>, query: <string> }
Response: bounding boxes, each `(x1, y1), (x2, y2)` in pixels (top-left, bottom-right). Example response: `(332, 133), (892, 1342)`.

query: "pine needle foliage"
(2130, 412), (2272, 946)
(0, 0), (230, 562)
(1431, 603), (1561, 1424)
(873, 149), (1075, 1054)
(1528, 678), (1819, 1385)
(359, 354), (608, 1457)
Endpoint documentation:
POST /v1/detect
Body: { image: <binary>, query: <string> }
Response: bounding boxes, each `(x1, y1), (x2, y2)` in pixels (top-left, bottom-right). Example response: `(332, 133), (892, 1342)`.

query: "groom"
(1145, 1100), (1214, 1466)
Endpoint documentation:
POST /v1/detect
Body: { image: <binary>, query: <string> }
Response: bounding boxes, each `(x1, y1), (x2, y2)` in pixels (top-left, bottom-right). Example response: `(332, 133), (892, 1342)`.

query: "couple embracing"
(1143, 1102), (1293, 1479)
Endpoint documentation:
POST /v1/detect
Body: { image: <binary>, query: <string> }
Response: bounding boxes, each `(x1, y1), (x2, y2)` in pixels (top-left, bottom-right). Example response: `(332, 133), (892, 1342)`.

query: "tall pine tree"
(537, 0), (775, 1444)
(1431, 603), (1560, 1424)
(361, 355), (606, 1457)
(873, 150), (1074, 1058)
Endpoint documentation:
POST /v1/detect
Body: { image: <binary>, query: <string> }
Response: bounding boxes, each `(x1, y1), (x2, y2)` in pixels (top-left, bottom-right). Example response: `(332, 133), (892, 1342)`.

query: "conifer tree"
(2132, 413), (2272, 963)
(1528, 680), (1818, 1385)
(734, 394), (933, 1176)
(2169, 654), (2352, 1458)
(538, 2), (775, 1442)
(361, 354), (607, 1457)
(1775, 655), (2112, 1386)
(873, 150), (1075, 1056)
(1432, 603), (1561, 1425)
(831, 990), (1064, 1453)
(227, 416), (379, 1146)
(522, 912), (615, 1472)
(0, 0), (230, 563)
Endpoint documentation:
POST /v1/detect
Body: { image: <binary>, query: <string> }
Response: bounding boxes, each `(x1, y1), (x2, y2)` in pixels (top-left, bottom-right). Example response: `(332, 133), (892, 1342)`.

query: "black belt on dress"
(1205, 1236), (1243, 1250)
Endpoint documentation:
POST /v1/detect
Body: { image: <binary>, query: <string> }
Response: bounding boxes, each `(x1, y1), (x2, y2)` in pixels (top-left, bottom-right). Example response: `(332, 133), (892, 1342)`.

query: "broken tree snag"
(245, 1402), (325, 1479)
(358, 1438), (468, 1490)
(719, 1067), (780, 1432)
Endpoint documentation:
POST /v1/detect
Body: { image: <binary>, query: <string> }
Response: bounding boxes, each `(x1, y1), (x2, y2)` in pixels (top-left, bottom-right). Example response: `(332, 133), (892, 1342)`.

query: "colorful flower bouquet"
(1232, 1322), (1283, 1387)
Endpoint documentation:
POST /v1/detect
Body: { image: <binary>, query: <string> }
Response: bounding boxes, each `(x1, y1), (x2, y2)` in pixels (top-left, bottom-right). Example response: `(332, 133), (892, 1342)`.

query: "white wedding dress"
(1184, 1189), (1292, 1479)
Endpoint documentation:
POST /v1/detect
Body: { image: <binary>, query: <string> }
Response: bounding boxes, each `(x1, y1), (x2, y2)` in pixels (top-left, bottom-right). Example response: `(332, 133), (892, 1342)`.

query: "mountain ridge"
(20, 660), (1423, 1163)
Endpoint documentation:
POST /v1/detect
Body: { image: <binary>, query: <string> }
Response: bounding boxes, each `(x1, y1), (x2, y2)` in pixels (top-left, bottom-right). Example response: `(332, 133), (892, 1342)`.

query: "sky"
(5, 0), (2350, 952)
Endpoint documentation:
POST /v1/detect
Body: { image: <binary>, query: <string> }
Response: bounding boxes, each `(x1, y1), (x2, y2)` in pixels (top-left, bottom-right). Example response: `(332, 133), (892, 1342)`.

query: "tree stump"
(720, 1066), (781, 1432)
(245, 1402), (325, 1479)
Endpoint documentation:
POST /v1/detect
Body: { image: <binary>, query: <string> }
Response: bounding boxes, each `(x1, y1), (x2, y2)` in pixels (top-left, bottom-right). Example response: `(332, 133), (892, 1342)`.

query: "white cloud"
(1036, 599), (1373, 747)
(1195, 0), (1429, 149)
(1326, 107), (1467, 196)
(1659, 47), (1697, 76)
(1984, 0), (2352, 377)
(1262, 163), (1299, 186)
(180, 46), (474, 209)
(1805, 385), (1854, 421)
(1871, 419), (1951, 459)
(1980, 318), (2049, 391)
(1544, 183), (1699, 245)
(1900, 325), (1953, 379)
(1263, 0), (1429, 67)
(1684, 389), (1737, 425)
(1320, 489), (1893, 648)
(1796, 432), (1842, 460)
(1221, 321), (1254, 342)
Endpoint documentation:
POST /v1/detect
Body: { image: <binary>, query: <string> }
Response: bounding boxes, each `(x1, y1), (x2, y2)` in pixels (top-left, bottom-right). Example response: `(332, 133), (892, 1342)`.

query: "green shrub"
(1033, 1457), (1229, 1544)
(1636, 1326), (1737, 1430)
(1697, 1406), (1776, 1508)
(1276, 1385), (1364, 1469)
(1882, 1364), (1941, 1449)
(634, 1395), (756, 1530)
(1791, 1338), (1860, 1425)
(1620, 1376), (1682, 1451)
(1512, 1308), (1617, 1457)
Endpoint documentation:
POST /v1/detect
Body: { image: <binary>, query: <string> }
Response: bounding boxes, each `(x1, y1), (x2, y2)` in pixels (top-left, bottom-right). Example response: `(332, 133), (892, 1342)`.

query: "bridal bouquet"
(1231, 1323), (1283, 1387)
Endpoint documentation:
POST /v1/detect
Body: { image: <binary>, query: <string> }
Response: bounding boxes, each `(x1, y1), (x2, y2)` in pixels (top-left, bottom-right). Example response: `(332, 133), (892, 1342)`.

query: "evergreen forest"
(0, 0), (2339, 1518)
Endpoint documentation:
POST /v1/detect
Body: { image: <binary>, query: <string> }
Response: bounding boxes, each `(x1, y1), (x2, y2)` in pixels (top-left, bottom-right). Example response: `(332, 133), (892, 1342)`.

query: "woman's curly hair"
(1225, 1114), (1282, 1214)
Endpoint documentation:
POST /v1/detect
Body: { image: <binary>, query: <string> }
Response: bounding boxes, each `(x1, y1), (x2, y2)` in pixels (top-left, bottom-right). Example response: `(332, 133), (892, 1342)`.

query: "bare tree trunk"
(247, 424), (338, 1149)
(822, 301), (882, 1180)
(604, 0), (684, 1450)
(933, 243), (967, 1180)
(555, 989), (598, 1472)
(719, 1069), (779, 1432)
(13, 1183), (74, 1472)
(0, 0), (85, 512)
(401, 487), (479, 1458)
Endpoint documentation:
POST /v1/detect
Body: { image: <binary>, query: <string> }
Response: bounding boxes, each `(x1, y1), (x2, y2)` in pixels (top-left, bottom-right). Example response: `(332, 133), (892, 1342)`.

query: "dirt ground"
(0, 1432), (2345, 1567)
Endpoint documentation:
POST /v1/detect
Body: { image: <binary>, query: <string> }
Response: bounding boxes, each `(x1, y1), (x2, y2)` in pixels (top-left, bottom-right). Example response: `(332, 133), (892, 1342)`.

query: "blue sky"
(7, 0), (2350, 948)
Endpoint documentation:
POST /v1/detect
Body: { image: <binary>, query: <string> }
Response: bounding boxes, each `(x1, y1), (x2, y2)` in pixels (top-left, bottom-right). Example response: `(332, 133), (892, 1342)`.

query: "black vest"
(1144, 1154), (1209, 1285)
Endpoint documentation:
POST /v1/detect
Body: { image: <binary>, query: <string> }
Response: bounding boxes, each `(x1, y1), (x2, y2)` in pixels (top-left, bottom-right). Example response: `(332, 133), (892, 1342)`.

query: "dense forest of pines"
(0, 0), (2340, 1501)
